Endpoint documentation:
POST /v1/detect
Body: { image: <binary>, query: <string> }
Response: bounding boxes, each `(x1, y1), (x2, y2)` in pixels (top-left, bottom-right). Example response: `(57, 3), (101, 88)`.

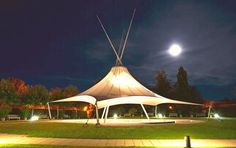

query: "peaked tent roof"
(80, 66), (155, 100)
(52, 65), (201, 109)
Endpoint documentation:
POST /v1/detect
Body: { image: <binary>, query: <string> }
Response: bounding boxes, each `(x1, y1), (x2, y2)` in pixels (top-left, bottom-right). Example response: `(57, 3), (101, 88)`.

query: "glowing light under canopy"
(30, 115), (39, 121)
(214, 113), (220, 119)
(168, 44), (182, 56)
(157, 113), (163, 118)
(113, 113), (118, 119)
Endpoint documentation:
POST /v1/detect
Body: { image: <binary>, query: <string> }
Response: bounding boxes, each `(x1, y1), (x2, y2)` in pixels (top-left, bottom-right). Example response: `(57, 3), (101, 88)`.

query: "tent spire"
(115, 30), (125, 66)
(120, 9), (136, 61)
(97, 15), (122, 65)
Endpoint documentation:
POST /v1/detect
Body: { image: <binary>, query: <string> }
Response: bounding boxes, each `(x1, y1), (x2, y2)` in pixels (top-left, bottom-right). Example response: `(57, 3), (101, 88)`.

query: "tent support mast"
(104, 106), (110, 123)
(120, 9), (136, 61)
(57, 106), (59, 119)
(97, 16), (122, 65)
(141, 104), (149, 120)
(207, 106), (212, 119)
(95, 102), (100, 125)
(101, 106), (106, 119)
(47, 102), (52, 119)
(154, 105), (157, 118)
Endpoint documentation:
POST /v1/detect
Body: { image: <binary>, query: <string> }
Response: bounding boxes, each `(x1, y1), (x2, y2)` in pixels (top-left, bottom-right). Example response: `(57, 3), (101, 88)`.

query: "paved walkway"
(1, 134), (236, 147)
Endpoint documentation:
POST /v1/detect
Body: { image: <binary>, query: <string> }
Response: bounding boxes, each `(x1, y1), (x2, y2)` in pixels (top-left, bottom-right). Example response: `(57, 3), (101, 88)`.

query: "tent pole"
(141, 104), (149, 120)
(104, 106), (109, 123)
(103, 106), (108, 123)
(207, 106), (212, 119)
(31, 109), (34, 117)
(96, 16), (122, 64)
(95, 102), (100, 126)
(101, 106), (106, 119)
(120, 9), (136, 61)
(47, 102), (52, 120)
(57, 106), (59, 119)
(154, 105), (157, 118)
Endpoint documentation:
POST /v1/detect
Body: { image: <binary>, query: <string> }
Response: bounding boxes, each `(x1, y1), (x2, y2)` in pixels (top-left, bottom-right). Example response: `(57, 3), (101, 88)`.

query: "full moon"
(168, 44), (182, 56)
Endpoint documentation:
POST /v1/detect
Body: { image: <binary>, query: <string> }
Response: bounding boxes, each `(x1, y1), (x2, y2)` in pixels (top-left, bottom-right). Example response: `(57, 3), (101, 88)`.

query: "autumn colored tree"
(62, 85), (79, 98)
(0, 79), (19, 104)
(49, 87), (63, 101)
(8, 78), (28, 95)
(8, 78), (28, 104)
(24, 85), (49, 105)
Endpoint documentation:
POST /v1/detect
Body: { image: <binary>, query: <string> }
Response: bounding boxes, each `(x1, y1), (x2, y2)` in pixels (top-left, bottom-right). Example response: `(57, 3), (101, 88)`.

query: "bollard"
(185, 135), (191, 148)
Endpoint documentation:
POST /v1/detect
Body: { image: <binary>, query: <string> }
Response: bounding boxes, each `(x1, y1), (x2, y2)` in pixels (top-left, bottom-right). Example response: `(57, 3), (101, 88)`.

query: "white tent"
(51, 65), (200, 123)
(50, 10), (201, 124)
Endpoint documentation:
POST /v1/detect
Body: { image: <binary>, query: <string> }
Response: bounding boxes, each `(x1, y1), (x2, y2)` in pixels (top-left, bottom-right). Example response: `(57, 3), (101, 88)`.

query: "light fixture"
(83, 106), (88, 111)
(214, 113), (220, 119)
(113, 113), (118, 119)
(30, 115), (39, 121)
(157, 113), (163, 118)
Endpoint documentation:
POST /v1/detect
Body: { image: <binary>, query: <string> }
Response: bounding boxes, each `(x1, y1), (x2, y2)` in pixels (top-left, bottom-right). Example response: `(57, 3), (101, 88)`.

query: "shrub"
(0, 101), (12, 118)
(128, 108), (138, 116)
(20, 109), (31, 119)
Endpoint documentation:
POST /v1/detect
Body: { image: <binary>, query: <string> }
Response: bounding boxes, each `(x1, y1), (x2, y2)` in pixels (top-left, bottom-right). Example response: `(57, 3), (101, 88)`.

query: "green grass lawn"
(0, 118), (236, 139)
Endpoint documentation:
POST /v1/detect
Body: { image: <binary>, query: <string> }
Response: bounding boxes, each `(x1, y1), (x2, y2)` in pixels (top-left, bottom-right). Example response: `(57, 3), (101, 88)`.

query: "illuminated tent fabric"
(80, 66), (155, 100)
(50, 65), (200, 123)
(52, 95), (96, 105)
(52, 65), (200, 109)
(77, 66), (200, 108)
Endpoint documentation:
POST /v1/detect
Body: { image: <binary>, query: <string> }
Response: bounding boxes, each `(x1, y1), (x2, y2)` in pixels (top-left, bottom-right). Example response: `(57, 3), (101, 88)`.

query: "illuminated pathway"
(1, 133), (236, 147)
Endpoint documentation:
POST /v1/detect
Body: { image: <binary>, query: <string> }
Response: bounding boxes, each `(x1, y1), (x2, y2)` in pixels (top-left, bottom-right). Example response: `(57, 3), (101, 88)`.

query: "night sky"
(1, 0), (236, 100)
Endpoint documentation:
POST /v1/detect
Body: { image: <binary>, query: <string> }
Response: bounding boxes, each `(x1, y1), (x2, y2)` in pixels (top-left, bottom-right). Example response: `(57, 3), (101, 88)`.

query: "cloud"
(122, 1), (236, 90)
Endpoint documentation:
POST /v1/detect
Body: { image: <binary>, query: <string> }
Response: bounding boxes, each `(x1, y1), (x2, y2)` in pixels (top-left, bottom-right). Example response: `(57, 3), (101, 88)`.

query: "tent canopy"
(52, 95), (96, 105)
(51, 66), (201, 109)
(80, 66), (156, 100)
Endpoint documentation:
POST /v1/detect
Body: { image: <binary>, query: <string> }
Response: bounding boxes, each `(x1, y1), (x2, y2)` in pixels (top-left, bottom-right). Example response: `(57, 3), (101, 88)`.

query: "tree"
(154, 70), (171, 97)
(0, 79), (19, 104)
(49, 87), (63, 101)
(8, 78), (28, 104)
(0, 100), (12, 120)
(8, 78), (28, 95)
(24, 85), (49, 105)
(62, 85), (79, 98)
(175, 66), (190, 101)
(176, 67), (189, 90)
(189, 86), (203, 103)
(128, 108), (138, 116)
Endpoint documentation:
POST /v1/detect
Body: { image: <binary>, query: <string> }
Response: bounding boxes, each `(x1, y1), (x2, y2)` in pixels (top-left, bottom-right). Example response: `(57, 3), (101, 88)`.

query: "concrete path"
(1, 133), (236, 147)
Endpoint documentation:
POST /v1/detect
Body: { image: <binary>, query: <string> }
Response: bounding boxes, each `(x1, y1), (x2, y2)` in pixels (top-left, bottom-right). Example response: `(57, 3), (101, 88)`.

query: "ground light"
(214, 113), (220, 119)
(157, 113), (163, 118)
(113, 113), (118, 119)
(30, 115), (39, 121)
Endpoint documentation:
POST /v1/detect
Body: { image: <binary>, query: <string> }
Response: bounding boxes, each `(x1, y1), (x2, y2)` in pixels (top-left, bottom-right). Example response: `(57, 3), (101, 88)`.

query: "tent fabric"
(51, 66), (201, 108)
(97, 96), (200, 109)
(52, 95), (96, 105)
(80, 66), (156, 100)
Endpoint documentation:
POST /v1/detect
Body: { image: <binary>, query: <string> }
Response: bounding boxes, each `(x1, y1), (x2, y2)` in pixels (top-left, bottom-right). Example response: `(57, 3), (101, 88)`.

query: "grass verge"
(0, 118), (236, 139)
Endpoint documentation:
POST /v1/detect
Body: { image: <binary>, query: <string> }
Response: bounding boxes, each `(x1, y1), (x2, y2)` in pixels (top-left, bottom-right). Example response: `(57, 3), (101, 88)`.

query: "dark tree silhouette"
(154, 70), (171, 97)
